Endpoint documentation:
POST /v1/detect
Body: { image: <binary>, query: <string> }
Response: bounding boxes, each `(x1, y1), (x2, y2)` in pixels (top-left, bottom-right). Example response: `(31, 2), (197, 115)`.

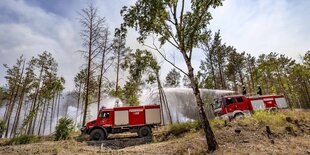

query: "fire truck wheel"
(138, 126), (152, 137)
(234, 113), (244, 119)
(90, 129), (106, 141)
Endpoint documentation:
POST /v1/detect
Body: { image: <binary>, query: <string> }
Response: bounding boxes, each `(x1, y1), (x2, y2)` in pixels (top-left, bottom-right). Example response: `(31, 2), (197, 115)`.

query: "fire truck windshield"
(213, 99), (222, 109)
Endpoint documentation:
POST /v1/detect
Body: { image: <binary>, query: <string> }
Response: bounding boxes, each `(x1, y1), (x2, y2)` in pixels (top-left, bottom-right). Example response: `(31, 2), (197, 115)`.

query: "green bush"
(167, 120), (201, 136)
(7, 135), (40, 145)
(236, 110), (290, 132)
(252, 110), (286, 127)
(55, 117), (74, 141)
(210, 118), (225, 129)
(0, 119), (6, 136)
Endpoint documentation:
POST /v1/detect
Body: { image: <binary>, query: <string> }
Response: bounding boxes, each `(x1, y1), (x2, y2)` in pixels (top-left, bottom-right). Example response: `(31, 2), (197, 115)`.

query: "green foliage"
(121, 0), (222, 49)
(252, 110), (286, 127)
(304, 51), (310, 68)
(123, 79), (140, 106)
(6, 135), (41, 145)
(54, 117), (74, 141)
(237, 110), (288, 132)
(110, 86), (124, 99)
(0, 119), (6, 135)
(122, 49), (160, 106)
(210, 118), (225, 129)
(167, 121), (201, 136)
(200, 33), (310, 108)
(165, 68), (181, 87)
(182, 75), (191, 88)
(199, 30), (232, 89)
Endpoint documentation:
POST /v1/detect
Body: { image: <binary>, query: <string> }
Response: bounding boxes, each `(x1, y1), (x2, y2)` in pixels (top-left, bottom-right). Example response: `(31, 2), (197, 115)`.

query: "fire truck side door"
(99, 111), (113, 126)
(224, 97), (237, 113)
(235, 97), (248, 111)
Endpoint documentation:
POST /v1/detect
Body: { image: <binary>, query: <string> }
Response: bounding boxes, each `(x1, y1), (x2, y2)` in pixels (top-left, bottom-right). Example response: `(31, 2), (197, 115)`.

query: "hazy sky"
(0, 0), (309, 91)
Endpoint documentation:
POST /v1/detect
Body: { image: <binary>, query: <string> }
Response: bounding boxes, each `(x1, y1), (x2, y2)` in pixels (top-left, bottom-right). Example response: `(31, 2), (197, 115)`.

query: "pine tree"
(112, 28), (131, 98)
(165, 69), (181, 87)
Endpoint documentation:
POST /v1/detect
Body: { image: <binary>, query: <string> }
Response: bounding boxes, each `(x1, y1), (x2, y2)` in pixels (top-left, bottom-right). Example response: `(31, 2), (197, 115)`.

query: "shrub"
(0, 119), (6, 137)
(236, 110), (290, 132)
(167, 120), (201, 136)
(252, 110), (286, 127)
(7, 135), (40, 145)
(210, 118), (225, 129)
(55, 117), (74, 141)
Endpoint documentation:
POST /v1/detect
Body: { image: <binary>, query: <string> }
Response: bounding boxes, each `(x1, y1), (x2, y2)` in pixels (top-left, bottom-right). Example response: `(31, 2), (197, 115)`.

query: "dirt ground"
(0, 111), (310, 155)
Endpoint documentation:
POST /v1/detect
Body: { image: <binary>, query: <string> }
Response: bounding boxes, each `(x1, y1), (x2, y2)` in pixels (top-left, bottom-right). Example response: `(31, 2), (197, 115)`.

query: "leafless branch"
(143, 37), (188, 76)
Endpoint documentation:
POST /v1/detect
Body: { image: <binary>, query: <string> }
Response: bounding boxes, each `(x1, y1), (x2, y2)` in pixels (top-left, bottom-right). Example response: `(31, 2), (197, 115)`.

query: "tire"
(138, 126), (152, 138)
(234, 113), (244, 119)
(269, 108), (278, 113)
(90, 129), (106, 141)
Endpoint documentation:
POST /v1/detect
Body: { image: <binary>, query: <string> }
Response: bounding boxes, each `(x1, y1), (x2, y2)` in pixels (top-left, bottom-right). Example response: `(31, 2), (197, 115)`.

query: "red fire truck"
(212, 95), (288, 119)
(81, 105), (161, 141)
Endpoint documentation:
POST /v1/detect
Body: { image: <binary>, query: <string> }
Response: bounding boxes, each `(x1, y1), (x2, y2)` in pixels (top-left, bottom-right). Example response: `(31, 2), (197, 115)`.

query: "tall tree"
(74, 69), (86, 125)
(112, 28), (131, 98)
(79, 4), (105, 125)
(182, 75), (191, 88)
(165, 68), (181, 87)
(3, 56), (25, 137)
(121, 0), (223, 151)
(10, 59), (35, 137)
(245, 53), (256, 94)
(121, 49), (155, 106)
(226, 50), (246, 92)
(97, 27), (113, 111)
(200, 30), (220, 89)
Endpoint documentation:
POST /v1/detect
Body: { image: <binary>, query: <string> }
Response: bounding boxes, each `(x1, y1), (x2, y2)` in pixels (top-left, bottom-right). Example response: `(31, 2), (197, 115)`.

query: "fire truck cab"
(213, 95), (288, 119)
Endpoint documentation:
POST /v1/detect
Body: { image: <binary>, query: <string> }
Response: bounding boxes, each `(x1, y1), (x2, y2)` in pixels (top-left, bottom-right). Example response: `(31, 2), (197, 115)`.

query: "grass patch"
(252, 110), (286, 127)
(236, 110), (310, 133)
(167, 120), (201, 136)
(210, 118), (226, 129)
(6, 135), (41, 145)
(237, 110), (287, 131)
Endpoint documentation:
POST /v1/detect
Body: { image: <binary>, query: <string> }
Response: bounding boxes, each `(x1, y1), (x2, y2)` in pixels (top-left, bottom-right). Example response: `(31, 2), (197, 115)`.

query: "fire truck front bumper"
(80, 126), (88, 134)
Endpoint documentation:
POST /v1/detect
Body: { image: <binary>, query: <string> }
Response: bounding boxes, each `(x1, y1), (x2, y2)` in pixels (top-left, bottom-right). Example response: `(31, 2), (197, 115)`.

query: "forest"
(0, 1), (309, 153)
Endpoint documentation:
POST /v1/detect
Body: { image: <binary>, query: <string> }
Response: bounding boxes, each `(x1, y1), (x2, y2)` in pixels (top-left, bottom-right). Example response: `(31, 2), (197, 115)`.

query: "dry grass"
(0, 110), (309, 154)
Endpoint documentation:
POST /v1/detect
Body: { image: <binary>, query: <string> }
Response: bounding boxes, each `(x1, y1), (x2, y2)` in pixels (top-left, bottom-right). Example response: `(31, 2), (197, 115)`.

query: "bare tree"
(79, 4), (106, 125)
(97, 27), (114, 111)
(112, 28), (131, 98)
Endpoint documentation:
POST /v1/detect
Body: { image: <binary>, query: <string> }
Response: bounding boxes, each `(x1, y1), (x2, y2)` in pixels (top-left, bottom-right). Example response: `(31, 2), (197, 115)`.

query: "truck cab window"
(101, 112), (110, 118)
(236, 97), (243, 103)
(225, 98), (236, 105)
